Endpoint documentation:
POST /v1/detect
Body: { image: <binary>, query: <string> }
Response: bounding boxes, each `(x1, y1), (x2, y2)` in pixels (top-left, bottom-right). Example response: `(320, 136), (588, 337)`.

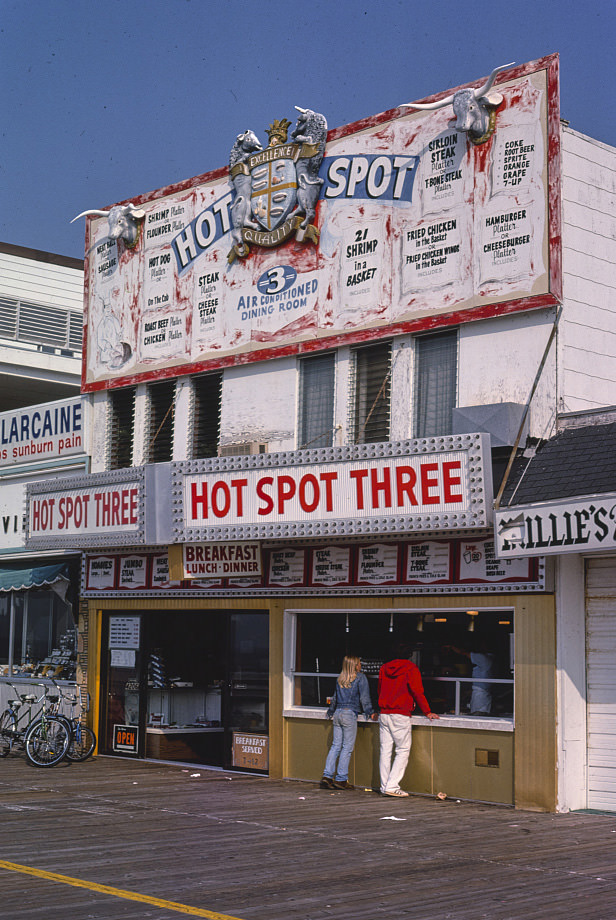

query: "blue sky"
(1, 0), (615, 259)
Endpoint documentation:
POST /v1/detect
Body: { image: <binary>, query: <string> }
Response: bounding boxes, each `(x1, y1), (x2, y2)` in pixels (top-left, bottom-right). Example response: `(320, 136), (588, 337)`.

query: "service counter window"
(285, 609), (514, 721)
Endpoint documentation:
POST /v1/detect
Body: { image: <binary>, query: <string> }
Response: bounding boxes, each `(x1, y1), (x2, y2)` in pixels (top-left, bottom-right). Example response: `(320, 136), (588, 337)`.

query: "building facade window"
(287, 609), (513, 720)
(0, 588), (77, 680)
(298, 353), (336, 449)
(0, 296), (82, 354)
(147, 380), (176, 463)
(191, 373), (223, 459)
(350, 341), (392, 444)
(108, 386), (136, 470)
(414, 330), (458, 438)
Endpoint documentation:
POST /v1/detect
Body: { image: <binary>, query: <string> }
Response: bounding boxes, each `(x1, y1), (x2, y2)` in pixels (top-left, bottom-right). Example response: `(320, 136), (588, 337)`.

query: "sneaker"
(332, 779), (355, 790)
(382, 788), (409, 797)
(319, 776), (336, 789)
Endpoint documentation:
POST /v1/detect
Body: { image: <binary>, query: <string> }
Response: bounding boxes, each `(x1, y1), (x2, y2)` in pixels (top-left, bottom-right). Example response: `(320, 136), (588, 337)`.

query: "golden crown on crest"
(266, 118), (291, 147)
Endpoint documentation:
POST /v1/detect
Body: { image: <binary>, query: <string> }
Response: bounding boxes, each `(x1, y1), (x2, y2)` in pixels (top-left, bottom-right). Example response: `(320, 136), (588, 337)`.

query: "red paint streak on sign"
(83, 290), (559, 393)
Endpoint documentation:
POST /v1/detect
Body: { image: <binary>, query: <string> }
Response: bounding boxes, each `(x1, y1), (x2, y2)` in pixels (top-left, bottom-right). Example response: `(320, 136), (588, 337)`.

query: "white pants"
(379, 713), (412, 794)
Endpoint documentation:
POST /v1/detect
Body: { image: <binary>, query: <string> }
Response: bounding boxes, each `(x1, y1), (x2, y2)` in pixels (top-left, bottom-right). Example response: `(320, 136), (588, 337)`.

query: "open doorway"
(100, 609), (269, 771)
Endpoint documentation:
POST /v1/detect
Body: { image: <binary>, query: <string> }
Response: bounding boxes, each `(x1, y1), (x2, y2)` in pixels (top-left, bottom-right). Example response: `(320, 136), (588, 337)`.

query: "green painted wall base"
(285, 718), (514, 805)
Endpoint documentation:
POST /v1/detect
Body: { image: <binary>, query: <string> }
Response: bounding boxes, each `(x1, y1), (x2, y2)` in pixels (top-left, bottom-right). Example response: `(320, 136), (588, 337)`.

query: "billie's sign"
(496, 494), (616, 557)
(173, 436), (492, 541)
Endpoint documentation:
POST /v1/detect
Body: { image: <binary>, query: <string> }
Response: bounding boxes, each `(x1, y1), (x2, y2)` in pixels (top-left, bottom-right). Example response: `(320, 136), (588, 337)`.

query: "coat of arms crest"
(228, 108), (328, 262)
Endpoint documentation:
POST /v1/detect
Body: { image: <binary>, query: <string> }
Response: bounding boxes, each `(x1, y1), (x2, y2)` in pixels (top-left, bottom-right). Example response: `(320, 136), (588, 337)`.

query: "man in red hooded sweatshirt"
(378, 642), (439, 796)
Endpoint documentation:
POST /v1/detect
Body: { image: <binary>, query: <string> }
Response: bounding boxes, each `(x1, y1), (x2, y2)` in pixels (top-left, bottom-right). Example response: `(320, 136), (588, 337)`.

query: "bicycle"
(0, 682), (70, 767)
(48, 680), (96, 762)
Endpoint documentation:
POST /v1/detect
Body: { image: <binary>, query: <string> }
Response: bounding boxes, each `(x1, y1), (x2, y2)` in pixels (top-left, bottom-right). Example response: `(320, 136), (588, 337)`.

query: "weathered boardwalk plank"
(0, 755), (615, 919)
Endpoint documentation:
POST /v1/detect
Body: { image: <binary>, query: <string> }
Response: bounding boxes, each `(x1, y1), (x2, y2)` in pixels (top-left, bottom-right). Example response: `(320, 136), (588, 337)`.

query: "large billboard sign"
(80, 56), (560, 392)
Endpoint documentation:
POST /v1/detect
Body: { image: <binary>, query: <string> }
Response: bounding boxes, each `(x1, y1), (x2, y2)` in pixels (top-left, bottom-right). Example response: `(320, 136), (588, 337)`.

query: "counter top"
(283, 709), (514, 732)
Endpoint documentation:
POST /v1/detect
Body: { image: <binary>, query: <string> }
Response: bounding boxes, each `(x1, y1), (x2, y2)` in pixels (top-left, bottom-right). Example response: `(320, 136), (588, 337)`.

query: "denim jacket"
(327, 671), (374, 718)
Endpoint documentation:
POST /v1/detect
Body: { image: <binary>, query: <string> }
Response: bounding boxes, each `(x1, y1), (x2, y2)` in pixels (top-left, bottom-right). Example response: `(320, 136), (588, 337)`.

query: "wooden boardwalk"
(0, 755), (615, 919)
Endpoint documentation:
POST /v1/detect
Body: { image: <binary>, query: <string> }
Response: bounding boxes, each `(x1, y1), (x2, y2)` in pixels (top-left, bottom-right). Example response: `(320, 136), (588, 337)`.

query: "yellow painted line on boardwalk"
(0, 859), (245, 920)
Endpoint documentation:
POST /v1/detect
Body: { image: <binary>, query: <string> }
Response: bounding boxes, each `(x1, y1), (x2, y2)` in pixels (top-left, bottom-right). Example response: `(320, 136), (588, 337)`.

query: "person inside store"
(378, 641), (439, 797)
(445, 638), (496, 715)
(320, 655), (377, 790)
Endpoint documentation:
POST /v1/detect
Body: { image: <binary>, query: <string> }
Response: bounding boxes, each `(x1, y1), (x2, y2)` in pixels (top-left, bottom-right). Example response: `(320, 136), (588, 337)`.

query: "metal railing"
(291, 672), (514, 717)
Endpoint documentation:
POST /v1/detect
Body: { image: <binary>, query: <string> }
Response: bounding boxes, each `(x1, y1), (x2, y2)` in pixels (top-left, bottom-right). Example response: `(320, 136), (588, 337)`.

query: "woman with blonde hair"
(320, 655), (376, 790)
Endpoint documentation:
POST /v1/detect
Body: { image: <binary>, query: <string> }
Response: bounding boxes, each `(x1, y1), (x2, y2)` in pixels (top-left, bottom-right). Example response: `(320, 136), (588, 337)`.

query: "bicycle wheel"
(66, 724), (96, 762)
(24, 717), (69, 767)
(0, 710), (17, 757)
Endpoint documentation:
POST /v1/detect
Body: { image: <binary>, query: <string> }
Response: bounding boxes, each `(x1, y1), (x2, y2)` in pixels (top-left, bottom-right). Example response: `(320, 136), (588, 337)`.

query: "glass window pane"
(292, 609), (513, 718)
(0, 595), (9, 665)
(414, 331), (457, 438)
(0, 591), (75, 676)
(299, 353), (335, 449)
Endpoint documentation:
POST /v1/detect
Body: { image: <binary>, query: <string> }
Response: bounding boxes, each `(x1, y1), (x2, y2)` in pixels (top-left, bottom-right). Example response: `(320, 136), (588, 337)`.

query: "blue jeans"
(323, 709), (358, 781)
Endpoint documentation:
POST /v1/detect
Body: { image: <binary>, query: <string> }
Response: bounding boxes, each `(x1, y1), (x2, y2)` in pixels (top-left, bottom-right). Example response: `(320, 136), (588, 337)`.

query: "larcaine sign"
(0, 397), (84, 468)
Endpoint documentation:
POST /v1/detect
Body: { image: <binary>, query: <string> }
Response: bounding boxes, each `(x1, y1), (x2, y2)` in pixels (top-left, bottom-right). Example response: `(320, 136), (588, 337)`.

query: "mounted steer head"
(402, 63), (514, 144)
(71, 203), (146, 248)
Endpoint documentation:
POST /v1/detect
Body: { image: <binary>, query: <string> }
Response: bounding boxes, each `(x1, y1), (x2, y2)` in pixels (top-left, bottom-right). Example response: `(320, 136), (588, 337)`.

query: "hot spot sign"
(188, 458), (463, 520)
(173, 436), (492, 541)
(30, 485), (138, 535)
(25, 470), (144, 549)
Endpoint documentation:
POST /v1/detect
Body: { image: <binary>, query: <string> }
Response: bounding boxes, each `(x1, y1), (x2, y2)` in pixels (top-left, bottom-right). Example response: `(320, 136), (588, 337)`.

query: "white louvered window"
(298, 353), (336, 449)
(109, 387), (136, 470)
(0, 297), (82, 353)
(147, 380), (176, 463)
(191, 373), (222, 459)
(350, 341), (392, 444)
(414, 331), (458, 438)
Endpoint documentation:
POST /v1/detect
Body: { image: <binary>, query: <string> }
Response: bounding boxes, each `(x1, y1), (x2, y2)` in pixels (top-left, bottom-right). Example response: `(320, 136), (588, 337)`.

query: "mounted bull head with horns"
(403, 63), (514, 144)
(71, 203), (146, 248)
